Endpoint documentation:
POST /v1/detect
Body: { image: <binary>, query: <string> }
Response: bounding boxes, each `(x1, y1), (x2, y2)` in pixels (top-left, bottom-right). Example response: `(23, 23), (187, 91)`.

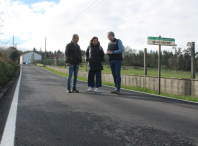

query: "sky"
(0, 0), (198, 53)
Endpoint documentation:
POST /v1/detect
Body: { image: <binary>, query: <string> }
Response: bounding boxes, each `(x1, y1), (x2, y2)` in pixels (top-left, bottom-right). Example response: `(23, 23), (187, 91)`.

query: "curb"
(0, 67), (20, 100)
(38, 66), (198, 105)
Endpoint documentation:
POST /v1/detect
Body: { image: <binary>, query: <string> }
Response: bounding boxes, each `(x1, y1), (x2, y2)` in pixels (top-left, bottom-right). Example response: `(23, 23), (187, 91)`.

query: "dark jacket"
(107, 38), (123, 62)
(86, 43), (104, 71)
(65, 41), (82, 65)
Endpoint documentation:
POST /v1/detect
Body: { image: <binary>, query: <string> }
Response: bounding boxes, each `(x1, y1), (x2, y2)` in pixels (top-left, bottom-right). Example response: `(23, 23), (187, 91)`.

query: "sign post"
(147, 36), (176, 95)
(187, 42), (195, 79)
(158, 36), (161, 95)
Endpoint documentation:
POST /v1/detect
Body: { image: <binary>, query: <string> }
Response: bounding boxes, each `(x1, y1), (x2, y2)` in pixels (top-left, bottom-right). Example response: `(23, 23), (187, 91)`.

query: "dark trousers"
(110, 60), (122, 91)
(88, 71), (102, 88)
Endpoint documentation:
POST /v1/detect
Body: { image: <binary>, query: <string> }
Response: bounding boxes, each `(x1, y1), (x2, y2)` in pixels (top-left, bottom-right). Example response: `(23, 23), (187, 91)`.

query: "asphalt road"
(1, 65), (198, 146)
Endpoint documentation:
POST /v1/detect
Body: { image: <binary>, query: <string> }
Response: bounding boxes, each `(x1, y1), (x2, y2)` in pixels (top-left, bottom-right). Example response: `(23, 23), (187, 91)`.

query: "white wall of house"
(20, 55), (23, 64)
(20, 52), (42, 64)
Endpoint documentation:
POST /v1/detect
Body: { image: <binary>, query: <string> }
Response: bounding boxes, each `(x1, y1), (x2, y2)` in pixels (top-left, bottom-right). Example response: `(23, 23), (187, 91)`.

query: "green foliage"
(7, 47), (20, 62)
(0, 51), (19, 93)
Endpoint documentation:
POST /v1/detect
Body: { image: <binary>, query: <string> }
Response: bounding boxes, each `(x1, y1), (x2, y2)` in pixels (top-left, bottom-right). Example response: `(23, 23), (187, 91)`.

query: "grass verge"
(63, 64), (197, 79)
(38, 65), (198, 103)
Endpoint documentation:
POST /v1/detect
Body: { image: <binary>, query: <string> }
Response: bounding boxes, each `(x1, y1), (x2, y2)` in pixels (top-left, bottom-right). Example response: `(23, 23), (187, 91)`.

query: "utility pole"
(64, 54), (66, 68)
(191, 42), (195, 79)
(13, 35), (14, 47)
(45, 37), (47, 67)
(33, 48), (34, 64)
(144, 48), (147, 75)
(158, 35), (161, 95)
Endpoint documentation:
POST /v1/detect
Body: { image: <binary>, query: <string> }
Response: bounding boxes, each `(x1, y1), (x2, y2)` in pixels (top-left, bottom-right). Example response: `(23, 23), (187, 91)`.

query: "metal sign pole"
(144, 48), (147, 75)
(147, 35), (176, 95)
(13, 35), (14, 47)
(191, 42), (195, 79)
(158, 35), (161, 95)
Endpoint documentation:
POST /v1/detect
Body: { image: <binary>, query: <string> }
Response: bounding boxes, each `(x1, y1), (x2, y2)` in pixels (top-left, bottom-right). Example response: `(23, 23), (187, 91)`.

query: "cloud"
(0, 0), (198, 53)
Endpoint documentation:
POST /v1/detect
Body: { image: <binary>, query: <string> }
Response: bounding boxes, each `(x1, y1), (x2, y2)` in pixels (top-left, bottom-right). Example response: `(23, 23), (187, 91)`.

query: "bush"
(0, 51), (19, 93)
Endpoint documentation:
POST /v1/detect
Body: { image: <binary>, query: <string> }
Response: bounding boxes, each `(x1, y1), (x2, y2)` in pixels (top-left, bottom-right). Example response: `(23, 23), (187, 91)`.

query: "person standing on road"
(107, 31), (124, 95)
(86, 37), (104, 93)
(65, 34), (83, 93)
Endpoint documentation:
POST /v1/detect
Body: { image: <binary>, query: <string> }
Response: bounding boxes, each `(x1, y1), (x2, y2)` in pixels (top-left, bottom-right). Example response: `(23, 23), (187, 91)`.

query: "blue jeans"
(110, 60), (122, 91)
(88, 71), (102, 88)
(67, 64), (79, 90)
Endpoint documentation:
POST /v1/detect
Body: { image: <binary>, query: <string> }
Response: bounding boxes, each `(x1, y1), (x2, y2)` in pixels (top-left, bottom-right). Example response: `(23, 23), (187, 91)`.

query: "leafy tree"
(57, 49), (62, 54)
(7, 47), (20, 62)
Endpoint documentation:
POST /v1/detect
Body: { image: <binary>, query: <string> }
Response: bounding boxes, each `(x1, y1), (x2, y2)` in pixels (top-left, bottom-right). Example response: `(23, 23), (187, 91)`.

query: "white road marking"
(0, 66), (22, 146)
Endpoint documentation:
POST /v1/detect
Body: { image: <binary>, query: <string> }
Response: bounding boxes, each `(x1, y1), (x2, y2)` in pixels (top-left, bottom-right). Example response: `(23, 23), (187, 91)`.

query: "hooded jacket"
(85, 42), (104, 71)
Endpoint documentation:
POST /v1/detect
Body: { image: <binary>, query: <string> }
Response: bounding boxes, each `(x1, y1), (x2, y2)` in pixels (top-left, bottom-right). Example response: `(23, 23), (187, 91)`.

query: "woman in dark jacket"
(86, 36), (104, 93)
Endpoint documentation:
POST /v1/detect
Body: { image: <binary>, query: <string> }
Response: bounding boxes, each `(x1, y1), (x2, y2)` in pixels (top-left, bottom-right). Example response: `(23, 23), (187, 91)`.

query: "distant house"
(48, 54), (64, 59)
(19, 51), (42, 64)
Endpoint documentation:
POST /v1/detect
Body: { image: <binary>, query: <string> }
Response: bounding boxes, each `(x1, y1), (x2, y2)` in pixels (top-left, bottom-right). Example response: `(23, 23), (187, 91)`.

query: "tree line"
(106, 46), (198, 71)
(35, 46), (198, 72)
(1, 45), (197, 72)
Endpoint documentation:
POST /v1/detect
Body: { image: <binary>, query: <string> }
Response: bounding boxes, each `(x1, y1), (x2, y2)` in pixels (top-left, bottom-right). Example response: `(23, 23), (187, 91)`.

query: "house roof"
(48, 54), (63, 58)
(20, 51), (42, 57)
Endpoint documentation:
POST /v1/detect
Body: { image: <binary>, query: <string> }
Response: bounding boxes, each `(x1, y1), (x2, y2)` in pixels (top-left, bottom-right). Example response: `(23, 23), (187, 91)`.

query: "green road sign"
(147, 36), (175, 46)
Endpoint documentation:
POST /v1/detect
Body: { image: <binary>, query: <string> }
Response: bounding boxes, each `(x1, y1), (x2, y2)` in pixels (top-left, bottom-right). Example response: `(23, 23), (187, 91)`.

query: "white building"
(20, 51), (42, 64)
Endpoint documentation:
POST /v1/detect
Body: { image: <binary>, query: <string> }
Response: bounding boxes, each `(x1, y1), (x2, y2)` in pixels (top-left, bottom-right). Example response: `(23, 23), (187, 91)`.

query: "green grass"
(58, 64), (197, 79)
(38, 65), (198, 103)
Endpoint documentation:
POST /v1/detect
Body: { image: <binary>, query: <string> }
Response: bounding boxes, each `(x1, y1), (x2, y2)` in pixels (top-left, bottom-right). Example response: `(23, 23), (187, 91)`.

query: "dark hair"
(107, 31), (115, 37)
(90, 36), (99, 44)
(72, 34), (79, 39)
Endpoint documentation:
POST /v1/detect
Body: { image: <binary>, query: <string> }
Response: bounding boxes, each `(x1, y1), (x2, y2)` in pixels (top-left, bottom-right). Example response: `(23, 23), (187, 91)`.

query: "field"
(58, 63), (198, 79)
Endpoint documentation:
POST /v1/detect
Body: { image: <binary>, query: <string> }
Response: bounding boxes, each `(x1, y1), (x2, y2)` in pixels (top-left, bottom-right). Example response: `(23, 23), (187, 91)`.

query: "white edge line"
(39, 66), (198, 104)
(0, 66), (22, 146)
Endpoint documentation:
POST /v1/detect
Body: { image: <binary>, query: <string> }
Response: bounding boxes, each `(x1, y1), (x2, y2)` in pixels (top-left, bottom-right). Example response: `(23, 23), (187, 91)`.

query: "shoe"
(72, 88), (79, 93)
(87, 88), (94, 92)
(111, 89), (116, 94)
(67, 90), (71, 93)
(94, 88), (100, 93)
(114, 90), (120, 95)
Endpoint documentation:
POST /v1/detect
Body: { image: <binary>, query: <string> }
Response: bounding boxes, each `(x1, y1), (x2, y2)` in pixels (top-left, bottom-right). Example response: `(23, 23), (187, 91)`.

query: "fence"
(34, 57), (198, 80)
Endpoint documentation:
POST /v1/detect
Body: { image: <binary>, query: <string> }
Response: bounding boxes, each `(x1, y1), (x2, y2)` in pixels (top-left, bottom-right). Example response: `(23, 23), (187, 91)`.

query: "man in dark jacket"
(65, 34), (82, 93)
(107, 31), (124, 95)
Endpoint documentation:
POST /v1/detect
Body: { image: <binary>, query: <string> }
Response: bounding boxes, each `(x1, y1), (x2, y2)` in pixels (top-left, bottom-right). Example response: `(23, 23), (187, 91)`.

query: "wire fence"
(33, 57), (198, 79)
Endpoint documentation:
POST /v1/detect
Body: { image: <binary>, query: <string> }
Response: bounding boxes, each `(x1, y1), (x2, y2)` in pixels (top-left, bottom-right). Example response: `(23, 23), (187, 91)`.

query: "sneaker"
(111, 89), (116, 94)
(114, 90), (120, 95)
(72, 88), (79, 93)
(67, 90), (71, 93)
(87, 88), (94, 92)
(94, 88), (100, 93)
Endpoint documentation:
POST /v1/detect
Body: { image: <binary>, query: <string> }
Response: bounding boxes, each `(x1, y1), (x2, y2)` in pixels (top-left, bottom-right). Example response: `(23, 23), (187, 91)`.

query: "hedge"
(0, 52), (19, 93)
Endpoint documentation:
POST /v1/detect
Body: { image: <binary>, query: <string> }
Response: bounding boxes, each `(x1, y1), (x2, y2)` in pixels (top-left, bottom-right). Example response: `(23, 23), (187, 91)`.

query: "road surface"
(0, 65), (198, 146)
